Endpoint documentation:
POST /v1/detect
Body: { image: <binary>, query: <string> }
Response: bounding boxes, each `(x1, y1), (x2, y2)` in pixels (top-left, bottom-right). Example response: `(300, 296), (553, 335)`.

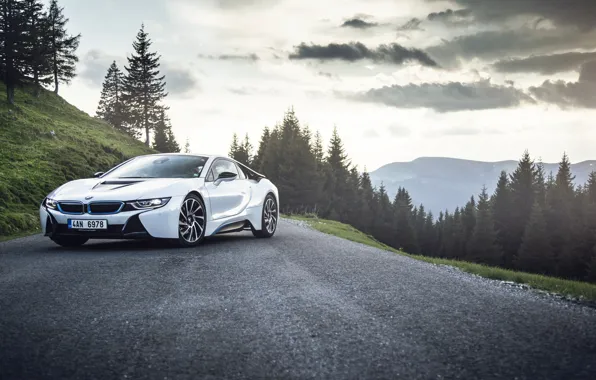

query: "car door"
(204, 159), (252, 220)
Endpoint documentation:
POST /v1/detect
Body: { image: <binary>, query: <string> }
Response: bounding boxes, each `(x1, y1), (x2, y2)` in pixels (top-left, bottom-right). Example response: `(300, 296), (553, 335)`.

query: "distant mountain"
(370, 157), (596, 216)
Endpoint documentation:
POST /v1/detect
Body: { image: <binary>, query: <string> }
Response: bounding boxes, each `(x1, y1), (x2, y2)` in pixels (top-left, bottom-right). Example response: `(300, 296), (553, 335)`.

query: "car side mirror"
(94, 171), (105, 178)
(214, 171), (237, 185)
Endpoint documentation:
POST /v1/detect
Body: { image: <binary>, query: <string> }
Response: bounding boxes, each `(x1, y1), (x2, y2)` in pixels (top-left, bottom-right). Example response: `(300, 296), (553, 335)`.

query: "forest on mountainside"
(0, 0), (181, 153)
(230, 108), (596, 283)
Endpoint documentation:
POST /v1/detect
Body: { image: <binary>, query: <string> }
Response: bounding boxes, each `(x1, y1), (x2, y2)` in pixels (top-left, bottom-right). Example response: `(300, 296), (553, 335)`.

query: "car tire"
(50, 236), (89, 247)
(176, 193), (207, 247)
(252, 193), (278, 238)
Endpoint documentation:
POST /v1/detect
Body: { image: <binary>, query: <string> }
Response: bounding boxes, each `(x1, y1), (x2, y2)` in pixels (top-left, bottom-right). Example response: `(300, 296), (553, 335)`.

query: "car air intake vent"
(88, 202), (123, 214)
(58, 202), (84, 214)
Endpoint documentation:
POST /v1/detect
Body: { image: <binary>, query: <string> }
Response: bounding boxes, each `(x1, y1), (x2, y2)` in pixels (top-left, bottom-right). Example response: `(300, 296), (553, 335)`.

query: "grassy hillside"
(0, 83), (155, 236)
(286, 214), (596, 303)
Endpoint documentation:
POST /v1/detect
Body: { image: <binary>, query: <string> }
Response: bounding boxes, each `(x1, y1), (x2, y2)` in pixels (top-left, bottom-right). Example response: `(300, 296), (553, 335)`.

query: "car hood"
(49, 178), (192, 202)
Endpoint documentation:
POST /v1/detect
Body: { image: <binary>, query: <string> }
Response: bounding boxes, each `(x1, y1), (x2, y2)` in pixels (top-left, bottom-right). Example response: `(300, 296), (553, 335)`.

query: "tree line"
(95, 25), (179, 153)
(0, 0), (79, 103)
(230, 108), (596, 283)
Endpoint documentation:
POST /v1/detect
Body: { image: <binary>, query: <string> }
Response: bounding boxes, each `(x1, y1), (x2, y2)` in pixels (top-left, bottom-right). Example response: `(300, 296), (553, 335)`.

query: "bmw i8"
(40, 153), (279, 247)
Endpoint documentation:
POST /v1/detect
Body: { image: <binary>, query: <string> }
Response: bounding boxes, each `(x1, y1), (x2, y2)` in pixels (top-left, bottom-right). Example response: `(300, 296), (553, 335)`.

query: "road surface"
(1, 219), (595, 379)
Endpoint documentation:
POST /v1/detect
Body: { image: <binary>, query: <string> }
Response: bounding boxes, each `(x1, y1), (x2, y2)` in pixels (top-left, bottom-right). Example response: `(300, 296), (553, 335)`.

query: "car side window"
(209, 159), (239, 181)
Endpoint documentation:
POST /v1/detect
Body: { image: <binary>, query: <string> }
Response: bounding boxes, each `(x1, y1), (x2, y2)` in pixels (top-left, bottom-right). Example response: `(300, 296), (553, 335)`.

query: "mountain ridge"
(370, 157), (595, 215)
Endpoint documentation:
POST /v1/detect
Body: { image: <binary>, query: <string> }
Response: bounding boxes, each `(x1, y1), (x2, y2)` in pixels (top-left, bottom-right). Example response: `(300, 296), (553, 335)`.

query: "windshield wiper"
(116, 176), (157, 179)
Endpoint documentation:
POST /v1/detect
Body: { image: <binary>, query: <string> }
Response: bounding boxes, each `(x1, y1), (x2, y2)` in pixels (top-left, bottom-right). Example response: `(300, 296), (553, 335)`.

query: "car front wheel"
(176, 193), (206, 247)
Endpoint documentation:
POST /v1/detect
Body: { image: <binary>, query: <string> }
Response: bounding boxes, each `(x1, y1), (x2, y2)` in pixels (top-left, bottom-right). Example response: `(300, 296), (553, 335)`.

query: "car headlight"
(45, 198), (58, 209)
(128, 197), (171, 210)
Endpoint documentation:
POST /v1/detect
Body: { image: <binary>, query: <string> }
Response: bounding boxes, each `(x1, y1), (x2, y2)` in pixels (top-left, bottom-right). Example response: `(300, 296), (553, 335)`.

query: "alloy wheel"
(264, 197), (277, 234)
(179, 197), (205, 243)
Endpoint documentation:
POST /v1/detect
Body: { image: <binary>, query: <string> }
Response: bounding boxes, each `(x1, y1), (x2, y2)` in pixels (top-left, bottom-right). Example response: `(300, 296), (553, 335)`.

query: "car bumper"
(39, 195), (184, 240)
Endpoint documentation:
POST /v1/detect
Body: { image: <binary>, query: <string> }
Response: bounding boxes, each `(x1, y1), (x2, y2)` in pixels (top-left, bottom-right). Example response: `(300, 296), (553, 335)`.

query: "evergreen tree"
(322, 126), (350, 219)
(232, 133), (253, 166)
(547, 153), (578, 277)
(515, 200), (555, 274)
(252, 127), (270, 171)
(183, 137), (190, 153)
(21, 0), (51, 96)
(96, 61), (128, 134)
(461, 196), (476, 254)
(357, 171), (375, 233)
(152, 109), (168, 153)
(122, 23), (167, 145)
(492, 171), (513, 267)
(312, 130), (325, 169)
(165, 124), (180, 153)
(47, 0), (80, 95)
(509, 151), (536, 255)
(1, 0), (28, 104)
(229, 133), (239, 158)
(467, 186), (502, 266)
(393, 187), (418, 253)
(152, 108), (179, 153)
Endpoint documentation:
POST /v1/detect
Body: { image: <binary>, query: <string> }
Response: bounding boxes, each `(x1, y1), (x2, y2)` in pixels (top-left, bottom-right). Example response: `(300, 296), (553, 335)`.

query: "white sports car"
(39, 153), (279, 247)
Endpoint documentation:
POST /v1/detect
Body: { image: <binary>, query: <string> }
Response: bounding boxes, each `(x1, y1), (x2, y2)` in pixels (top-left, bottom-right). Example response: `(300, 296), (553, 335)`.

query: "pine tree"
(165, 124), (180, 153)
(152, 108), (169, 153)
(122, 23), (167, 145)
(252, 127), (270, 171)
(461, 196), (476, 253)
(393, 187), (418, 253)
(547, 153), (578, 277)
(509, 151), (536, 255)
(1, 0), (28, 104)
(96, 61), (128, 134)
(21, 0), (51, 96)
(323, 126), (350, 219)
(183, 137), (190, 153)
(47, 0), (80, 95)
(312, 130), (325, 169)
(492, 171), (513, 267)
(233, 134), (253, 166)
(466, 186), (502, 266)
(229, 133), (239, 158)
(515, 200), (555, 274)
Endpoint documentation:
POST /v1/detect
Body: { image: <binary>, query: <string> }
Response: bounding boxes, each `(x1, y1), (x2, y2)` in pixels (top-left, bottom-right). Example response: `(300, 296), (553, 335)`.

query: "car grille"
(58, 202), (84, 214)
(88, 202), (123, 214)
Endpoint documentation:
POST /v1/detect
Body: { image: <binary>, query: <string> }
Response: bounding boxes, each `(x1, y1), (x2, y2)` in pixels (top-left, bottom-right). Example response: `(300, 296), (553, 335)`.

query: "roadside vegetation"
(286, 214), (596, 302)
(229, 109), (596, 285)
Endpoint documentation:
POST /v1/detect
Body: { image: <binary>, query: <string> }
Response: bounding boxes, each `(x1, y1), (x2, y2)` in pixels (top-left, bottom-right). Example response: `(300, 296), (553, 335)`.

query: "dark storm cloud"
(426, 0), (596, 30)
(426, 28), (596, 68)
(198, 53), (259, 62)
(289, 42), (438, 67)
(427, 8), (472, 24)
(529, 60), (596, 108)
(349, 80), (533, 112)
(341, 18), (378, 29)
(493, 52), (596, 75)
(396, 18), (423, 31)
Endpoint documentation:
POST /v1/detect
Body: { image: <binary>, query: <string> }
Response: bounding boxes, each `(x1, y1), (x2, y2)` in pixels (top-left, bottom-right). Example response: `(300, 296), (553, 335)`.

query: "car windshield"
(103, 155), (209, 179)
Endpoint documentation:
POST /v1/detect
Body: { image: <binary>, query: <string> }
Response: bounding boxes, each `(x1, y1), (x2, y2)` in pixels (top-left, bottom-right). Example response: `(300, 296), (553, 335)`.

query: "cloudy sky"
(53, 0), (596, 171)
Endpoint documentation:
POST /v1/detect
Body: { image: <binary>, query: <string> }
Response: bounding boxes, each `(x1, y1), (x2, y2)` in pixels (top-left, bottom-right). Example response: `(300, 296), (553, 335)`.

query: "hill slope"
(371, 157), (596, 215)
(0, 83), (154, 236)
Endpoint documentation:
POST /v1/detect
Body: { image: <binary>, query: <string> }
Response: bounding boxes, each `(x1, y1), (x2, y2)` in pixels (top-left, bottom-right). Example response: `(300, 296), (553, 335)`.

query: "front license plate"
(68, 219), (108, 230)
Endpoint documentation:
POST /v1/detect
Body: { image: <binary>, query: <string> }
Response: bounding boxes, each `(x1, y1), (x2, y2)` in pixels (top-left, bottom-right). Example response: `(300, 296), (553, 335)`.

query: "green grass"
(0, 83), (155, 237)
(285, 214), (596, 302)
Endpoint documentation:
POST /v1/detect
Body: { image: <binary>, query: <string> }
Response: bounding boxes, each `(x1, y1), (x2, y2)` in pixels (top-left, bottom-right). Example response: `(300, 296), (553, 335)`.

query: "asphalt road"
(1, 220), (596, 380)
